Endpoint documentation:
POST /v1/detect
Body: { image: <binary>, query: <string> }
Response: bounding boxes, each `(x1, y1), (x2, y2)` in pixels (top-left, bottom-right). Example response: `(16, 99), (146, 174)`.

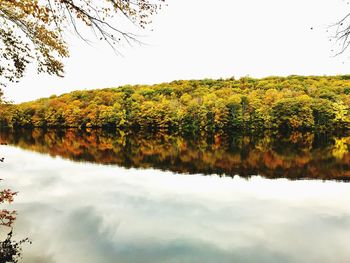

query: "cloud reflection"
(1, 147), (350, 263)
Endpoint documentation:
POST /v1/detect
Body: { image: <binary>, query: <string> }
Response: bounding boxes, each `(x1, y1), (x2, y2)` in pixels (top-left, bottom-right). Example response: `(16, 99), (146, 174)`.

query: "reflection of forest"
(1, 128), (350, 181)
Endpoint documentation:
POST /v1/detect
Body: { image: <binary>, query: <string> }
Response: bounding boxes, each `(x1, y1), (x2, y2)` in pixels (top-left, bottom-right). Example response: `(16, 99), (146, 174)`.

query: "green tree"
(272, 95), (314, 130)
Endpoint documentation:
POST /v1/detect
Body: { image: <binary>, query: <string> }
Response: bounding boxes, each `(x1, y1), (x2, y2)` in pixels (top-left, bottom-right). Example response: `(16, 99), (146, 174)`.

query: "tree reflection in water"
(0, 128), (349, 181)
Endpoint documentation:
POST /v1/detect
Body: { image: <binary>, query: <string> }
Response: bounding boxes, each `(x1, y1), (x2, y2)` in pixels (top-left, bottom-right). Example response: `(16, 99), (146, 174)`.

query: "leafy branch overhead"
(332, 11), (350, 55)
(0, 0), (165, 85)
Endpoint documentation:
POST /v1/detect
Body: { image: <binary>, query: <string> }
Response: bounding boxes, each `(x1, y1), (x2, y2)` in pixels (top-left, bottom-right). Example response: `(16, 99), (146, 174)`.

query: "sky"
(3, 0), (350, 103)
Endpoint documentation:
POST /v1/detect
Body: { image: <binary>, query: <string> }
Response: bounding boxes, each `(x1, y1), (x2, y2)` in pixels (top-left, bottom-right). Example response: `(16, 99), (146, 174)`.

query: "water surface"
(0, 129), (349, 262)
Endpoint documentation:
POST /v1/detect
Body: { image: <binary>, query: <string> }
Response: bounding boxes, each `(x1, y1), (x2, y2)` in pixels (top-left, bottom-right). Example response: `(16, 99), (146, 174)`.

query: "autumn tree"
(1, 75), (349, 131)
(0, 0), (165, 87)
(0, 184), (29, 263)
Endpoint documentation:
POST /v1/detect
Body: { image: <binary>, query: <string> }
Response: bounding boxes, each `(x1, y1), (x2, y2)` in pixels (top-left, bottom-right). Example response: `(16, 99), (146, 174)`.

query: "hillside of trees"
(1, 75), (350, 133)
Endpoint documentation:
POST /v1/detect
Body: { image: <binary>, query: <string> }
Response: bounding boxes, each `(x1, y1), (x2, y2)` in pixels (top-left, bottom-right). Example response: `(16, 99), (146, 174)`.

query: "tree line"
(1, 75), (350, 133)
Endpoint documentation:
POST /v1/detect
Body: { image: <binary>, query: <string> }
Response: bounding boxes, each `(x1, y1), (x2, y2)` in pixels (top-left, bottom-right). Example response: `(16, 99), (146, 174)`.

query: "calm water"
(0, 129), (350, 262)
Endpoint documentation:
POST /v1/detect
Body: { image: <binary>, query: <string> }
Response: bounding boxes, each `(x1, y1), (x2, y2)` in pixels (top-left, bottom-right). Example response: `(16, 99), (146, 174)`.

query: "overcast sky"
(3, 0), (350, 103)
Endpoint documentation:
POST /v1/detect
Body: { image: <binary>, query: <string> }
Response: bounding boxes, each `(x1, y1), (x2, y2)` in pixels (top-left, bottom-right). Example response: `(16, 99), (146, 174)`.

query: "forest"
(1, 75), (350, 133)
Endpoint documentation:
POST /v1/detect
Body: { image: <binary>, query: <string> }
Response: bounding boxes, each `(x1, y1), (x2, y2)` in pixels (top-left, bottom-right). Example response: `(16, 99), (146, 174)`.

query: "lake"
(0, 129), (349, 262)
